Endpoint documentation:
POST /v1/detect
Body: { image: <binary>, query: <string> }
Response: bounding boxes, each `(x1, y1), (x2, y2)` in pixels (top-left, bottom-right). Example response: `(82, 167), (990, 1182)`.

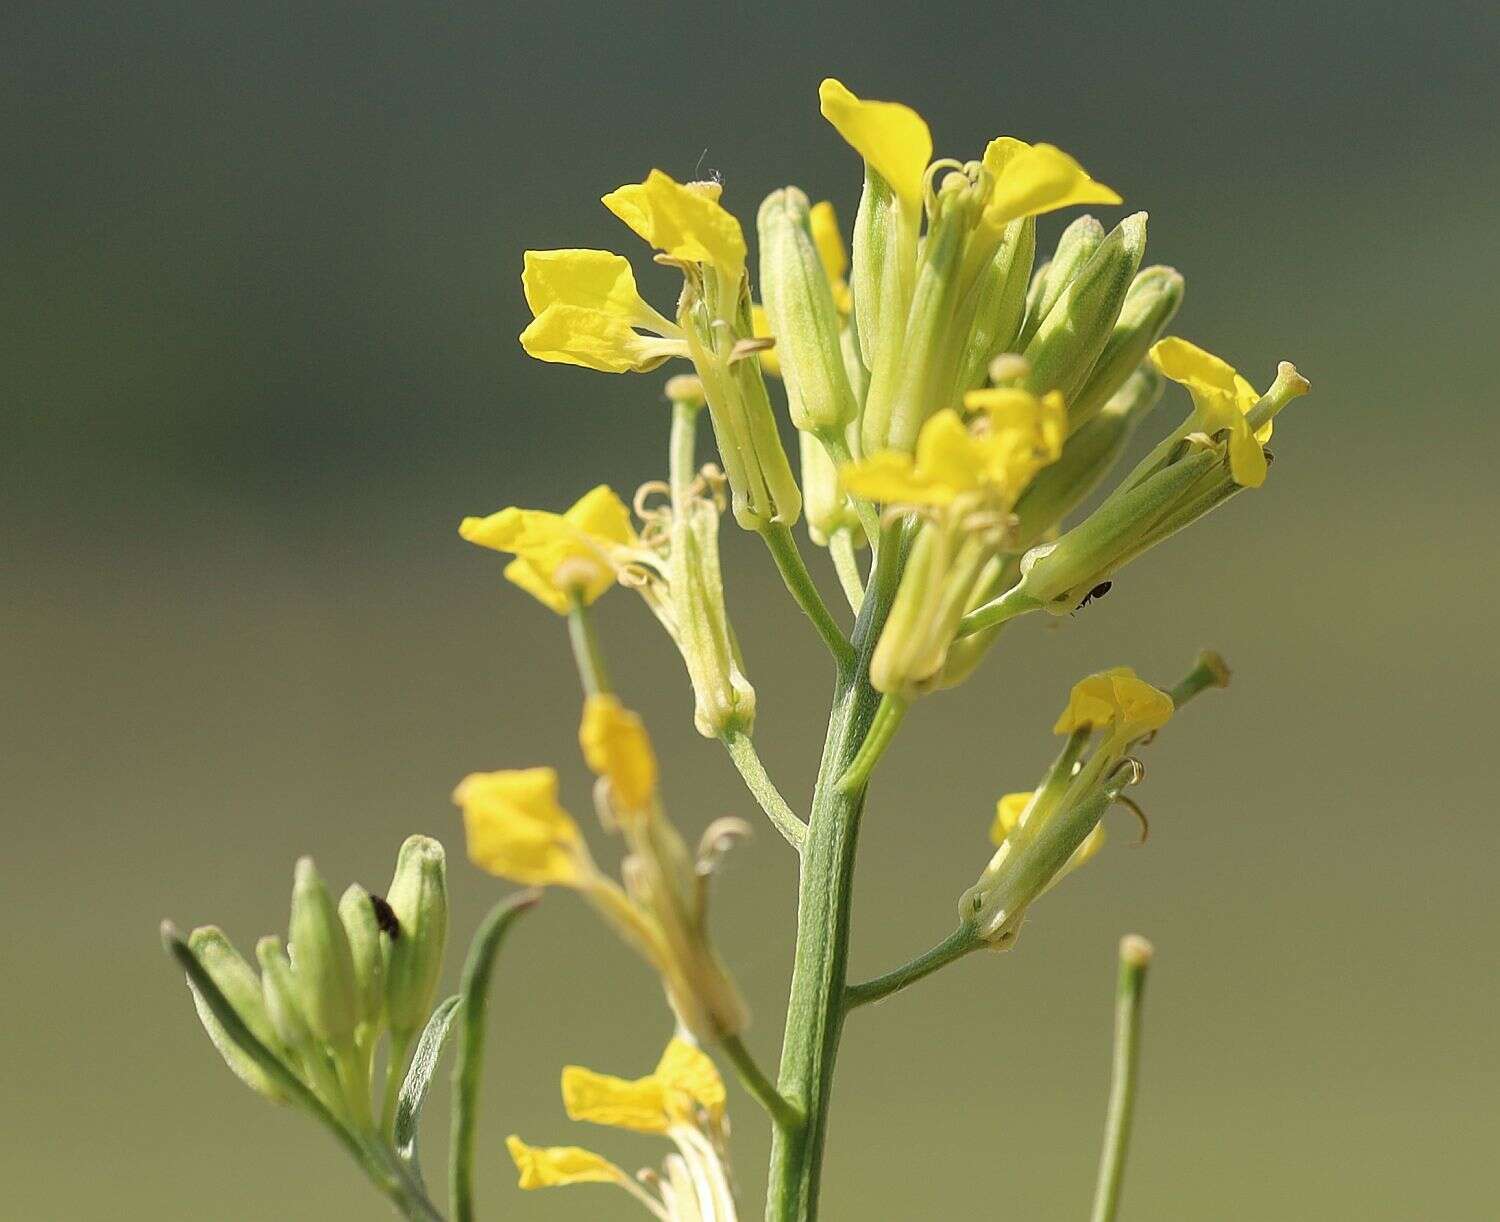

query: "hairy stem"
(720, 1033), (802, 1133)
(765, 522), (906, 1221)
(760, 522), (854, 668)
(721, 728), (806, 850)
(843, 924), (982, 1010)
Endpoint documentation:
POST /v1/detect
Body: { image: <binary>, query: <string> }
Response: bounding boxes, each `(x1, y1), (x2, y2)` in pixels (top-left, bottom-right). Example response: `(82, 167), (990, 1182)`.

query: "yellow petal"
(454, 767), (587, 886)
(506, 1136), (629, 1190)
(964, 388), (1067, 495)
(981, 139), (1121, 230)
(818, 78), (932, 210)
(839, 411), (986, 506)
(1053, 667), (1174, 740)
(989, 791), (1035, 845)
(579, 695), (658, 810)
(520, 303), (673, 374)
(1149, 337), (1269, 487)
(751, 303), (782, 377)
(602, 170), (746, 274)
(459, 486), (632, 612)
(808, 201), (852, 311)
(654, 1036), (726, 1122)
(521, 249), (650, 322)
(561, 1065), (670, 1134)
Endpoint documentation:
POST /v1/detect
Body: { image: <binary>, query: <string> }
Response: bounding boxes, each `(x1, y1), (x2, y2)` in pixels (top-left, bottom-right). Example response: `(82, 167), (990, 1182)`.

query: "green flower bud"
(849, 168), (918, 376)
(953, 216), (1036, 396)
(255, 935), (316, 1057)
(1064, 265), (1184, 431)
(1011, 367), (1164, 547)
(337, 884), (385, 1031)
(187, 926), (287, 1101)
(1016, 215), (1105, 349)
(757, 187), (857, 435)
(288, 857), (359, 1052)
(384, 835), (448, 1044)
(668, 491), (757, 737)
(1021, 212), (1147, 400)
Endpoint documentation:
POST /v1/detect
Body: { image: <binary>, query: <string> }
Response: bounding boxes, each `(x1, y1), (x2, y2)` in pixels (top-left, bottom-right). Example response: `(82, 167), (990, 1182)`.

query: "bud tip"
(1120, 933), (1154, 968)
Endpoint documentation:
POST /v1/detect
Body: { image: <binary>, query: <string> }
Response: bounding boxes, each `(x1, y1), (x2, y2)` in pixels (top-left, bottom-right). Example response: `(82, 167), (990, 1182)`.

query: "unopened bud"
(1017, 215), (1105, 349)
(1066, 265), (1184, 431)
(338, 884), (385, 1031)
(384, 835), (448, 1044)
(664, 374), (705, 412)
(1022, 212), (1147, 399)
(187, 926), (287, 1101)
(954, 216), (1036, 394)
(758, 187), (858, 434)
(255, 935), (316, 1057)
(288, 857), (359, 1052)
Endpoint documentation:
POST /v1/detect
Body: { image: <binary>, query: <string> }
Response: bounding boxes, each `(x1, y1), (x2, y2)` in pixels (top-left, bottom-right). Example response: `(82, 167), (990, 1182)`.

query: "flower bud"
(953, 216), (1036, 395)
(667, 494), (756, 736)
(255, 935), (317, 1058)
(1021, 212), (1147, 399)
(383, 835), (448, 1044)
(800, 431), (862, 545)
(757, 187), (858, 434)
(288, 857), (359, 1052)
(1065, 265), (1184, 431)
(1016, 214), (1105, 349)
(337, 884), (385, 1032)
(849, 168), (919, 378)
(187, 926), (287, 1101)
(1011, 367), (1163, 547)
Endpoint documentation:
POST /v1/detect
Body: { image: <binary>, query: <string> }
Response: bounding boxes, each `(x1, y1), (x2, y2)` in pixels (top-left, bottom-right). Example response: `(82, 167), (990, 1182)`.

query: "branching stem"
(721, 729), (806, 850)
(844, 924), (983, 1011)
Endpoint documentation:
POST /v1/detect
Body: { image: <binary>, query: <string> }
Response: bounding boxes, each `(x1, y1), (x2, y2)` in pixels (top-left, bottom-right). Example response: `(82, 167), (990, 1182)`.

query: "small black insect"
(1075, 580), (1112, 610)
(369, 893), (401, 939)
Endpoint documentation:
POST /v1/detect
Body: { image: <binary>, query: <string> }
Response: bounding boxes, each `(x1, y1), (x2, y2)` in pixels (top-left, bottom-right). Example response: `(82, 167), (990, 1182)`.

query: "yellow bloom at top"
(459, 485), (635, 614)
(579, 694), (658, 812)
(980, 136), (1122, 231)
(1053, 666), (1174, 742)
(561, 1036), (726, 1134)
(840, 390), (1064, 509)
(819, 78), (933, 212)
(602, 169), (746, 275)
(454, 767), (588, 885)
(1149, 336), (1270, 488)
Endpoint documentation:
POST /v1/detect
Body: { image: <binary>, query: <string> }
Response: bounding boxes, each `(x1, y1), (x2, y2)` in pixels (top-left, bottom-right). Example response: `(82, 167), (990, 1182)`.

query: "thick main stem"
(765, 526), (904, 1221)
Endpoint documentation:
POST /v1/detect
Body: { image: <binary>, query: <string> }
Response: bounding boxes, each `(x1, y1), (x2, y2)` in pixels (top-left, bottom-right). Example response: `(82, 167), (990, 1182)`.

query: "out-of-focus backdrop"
(6, 2), (1498, 1218)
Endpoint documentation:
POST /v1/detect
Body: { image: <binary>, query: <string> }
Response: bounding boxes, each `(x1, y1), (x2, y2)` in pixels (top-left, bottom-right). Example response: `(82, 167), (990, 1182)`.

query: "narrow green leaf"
(394, 994), (460, 1172)
(448, 890), (540, 1222)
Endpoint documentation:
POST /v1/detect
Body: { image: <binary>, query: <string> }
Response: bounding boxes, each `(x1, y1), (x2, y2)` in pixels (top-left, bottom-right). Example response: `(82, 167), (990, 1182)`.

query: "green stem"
(835, 693), (907, 794)
(449, 892), (540, 1222)
(1089, 935), (1154, 1222)
(721, 728), (806, 850)
(843, 924), (982, 1011)
(760, 522), (854, 668)
(720, 1033), (802, 1132)
(765, 522), (907, 1221)
(827, 529), (866, 614)
(566, 598), (612, 697)
(670, 399), (701, 511)
(955, 584), (1043, 639)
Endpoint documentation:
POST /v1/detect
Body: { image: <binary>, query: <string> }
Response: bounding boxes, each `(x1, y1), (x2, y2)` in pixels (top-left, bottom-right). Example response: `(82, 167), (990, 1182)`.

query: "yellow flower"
(1053, 666), (1174, 742)
(603, 169), (746, 275)
(988, 787), (1105, 875)
(841, 391), (1065, 509)
(818, 78), (933, 214)
(980, 136), (1122, 231)
(454, 767), (588, 885)
(506, 1136), (631, 1191)
(561, 1036), (726, 1134)
(1149, 337), (1271, 488)
(809, 200), (853, 313)
(579, 695), (658, 811)
(459, 485), (635, 614)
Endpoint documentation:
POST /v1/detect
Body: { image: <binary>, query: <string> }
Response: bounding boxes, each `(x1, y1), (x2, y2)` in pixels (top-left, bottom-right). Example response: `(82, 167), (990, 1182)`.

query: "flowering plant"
(161, 77), (1308, 1220)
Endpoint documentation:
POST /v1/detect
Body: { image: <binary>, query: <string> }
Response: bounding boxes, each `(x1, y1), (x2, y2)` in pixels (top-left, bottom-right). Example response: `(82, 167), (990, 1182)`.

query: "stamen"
(1114, 793), (1150, 844)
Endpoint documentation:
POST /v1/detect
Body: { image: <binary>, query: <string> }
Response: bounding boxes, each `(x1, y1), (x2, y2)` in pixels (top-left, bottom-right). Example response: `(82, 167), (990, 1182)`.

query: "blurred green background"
(7, 1), (1498, 1217)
